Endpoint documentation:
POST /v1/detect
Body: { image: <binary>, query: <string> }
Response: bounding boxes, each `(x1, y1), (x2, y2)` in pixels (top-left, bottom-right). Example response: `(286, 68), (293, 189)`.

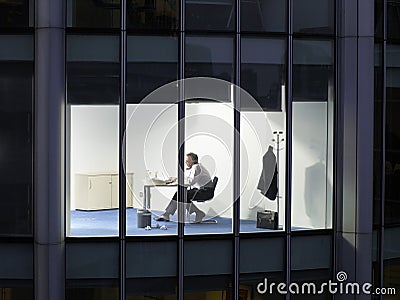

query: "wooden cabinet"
(75, 173), (133, 210)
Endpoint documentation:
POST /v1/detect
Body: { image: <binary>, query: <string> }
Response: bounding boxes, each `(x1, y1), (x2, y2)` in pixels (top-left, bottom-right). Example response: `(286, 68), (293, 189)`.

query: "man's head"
(186, 152), (198, 168)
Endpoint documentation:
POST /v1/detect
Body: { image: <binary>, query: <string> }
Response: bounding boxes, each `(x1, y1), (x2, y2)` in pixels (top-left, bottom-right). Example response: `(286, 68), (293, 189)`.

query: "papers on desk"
(144, 178), (175, 186)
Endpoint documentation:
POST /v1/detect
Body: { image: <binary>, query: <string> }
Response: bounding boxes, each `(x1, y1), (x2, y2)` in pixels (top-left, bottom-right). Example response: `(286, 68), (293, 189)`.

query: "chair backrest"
(212, 176), (218, 192)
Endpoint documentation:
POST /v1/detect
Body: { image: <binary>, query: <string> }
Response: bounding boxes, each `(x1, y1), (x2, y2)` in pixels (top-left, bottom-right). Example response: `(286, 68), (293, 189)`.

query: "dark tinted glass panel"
(293, 0), (334, 34)
(0, 35), (33, 236)
(66, 285), (118, 300)
(293, 40), (334, 101)
(185, 36), (234, 82)
(127, 0), (178, 30)
(186, 0), (234, 31)
(383, 228), (400, 296)
(385, 44), (400, 225)
(241, 0), (286, 32)
(291, 269), (332, 299)
(126, 277), (177, 298)
(240, 273), (285, 299)
(374, 43), (383, 226)
(127, 36), (178, 103)
(67, 0), (120, 28)
(241, 38), (286, 110)
(388, 0), (400, 40)
(184, 275), (232, 299)
(0, 287), (33, 300)
(375, 0), (383, 38)
(0, 0), (31, 28)
(67, 35), (120, 105)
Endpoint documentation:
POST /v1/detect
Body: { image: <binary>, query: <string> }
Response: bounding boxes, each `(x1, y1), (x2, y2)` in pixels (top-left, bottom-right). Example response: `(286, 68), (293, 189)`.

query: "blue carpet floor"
(70, 208), (307, 236)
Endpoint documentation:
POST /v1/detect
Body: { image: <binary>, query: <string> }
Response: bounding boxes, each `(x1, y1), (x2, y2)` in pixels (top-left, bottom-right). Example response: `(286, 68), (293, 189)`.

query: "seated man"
(155, 152), (214, 223)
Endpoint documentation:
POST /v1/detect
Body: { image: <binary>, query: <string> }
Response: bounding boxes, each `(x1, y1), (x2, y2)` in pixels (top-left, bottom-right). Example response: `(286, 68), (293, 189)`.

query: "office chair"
(187, 176), (219, 224)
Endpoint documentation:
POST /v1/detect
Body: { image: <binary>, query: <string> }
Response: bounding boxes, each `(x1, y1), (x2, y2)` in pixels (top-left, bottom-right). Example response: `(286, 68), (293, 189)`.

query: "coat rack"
(272, 130), (284, 228)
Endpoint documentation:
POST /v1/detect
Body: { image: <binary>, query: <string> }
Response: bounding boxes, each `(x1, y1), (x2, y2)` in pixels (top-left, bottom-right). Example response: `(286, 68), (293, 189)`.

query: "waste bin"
(137, 209), (151, 228)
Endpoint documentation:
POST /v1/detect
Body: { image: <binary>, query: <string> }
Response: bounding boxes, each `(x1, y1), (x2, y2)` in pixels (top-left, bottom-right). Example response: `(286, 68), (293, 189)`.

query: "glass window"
(66, 35), (120, 237)
(388, 0), (400, 40)
(292, 39), (334, 230)
(0, 0), (32, 28)
(374, 43), (383, 226)
(67, 0), (120, 28)
(375, 0), (383, 38)
(240, 39), (286, 233)
(241, 37), (286, 111)
(184, 101), (234, 234)
(0, 287), (33, 300)
(185, 0), (235, 31)
(385, 44), (400, 225)
(0, 35), (33, 236)
(126, 278), (177, 299)
(293, 0), (334, 34)
(239, 273), (285, 299)
(241, 0), (286, 32)
(125, 102), (178, 235)
(127, 36), (178, 103)
(185, 36), (234, 82)
(127, 0), (178, 30)
(66, 286), (118, 300)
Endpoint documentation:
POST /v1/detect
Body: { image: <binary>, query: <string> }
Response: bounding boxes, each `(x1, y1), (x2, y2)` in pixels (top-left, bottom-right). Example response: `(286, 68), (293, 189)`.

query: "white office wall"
(70, 105), (119, 210)
(126, 104), (178, 211)
(292, 102), (331, 228)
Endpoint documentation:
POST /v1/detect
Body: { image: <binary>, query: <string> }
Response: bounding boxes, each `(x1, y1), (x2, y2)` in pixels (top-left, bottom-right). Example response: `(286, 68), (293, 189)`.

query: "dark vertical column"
(285, 1), (293, 299)
(178, 0), (185, 298)
(119, 1), (127, 300)
(233, 0), (240, 298)
(336, 0), (374, 295)
(34, 0), (65, 300)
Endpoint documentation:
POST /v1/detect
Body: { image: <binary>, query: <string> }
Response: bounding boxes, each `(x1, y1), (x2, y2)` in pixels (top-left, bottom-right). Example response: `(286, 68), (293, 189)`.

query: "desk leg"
(144, 186), (151, 209)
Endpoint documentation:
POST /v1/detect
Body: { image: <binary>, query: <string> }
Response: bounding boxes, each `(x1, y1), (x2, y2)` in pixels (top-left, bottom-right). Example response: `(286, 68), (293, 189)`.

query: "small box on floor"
(256, 210), (278, 230)
(137, 209), (151, 228)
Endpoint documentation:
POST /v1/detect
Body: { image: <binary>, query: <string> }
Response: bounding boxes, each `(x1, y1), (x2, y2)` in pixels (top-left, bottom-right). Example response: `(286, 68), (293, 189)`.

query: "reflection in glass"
(241, 0), (286, 32)
(292, 39), (334, 230)
(67, 35), (120, 237)
(185, 36), (234, 82)
(385, 44), (400, 225)
(126, 104), (178, 235)
(0, 0), (30, 27)
(186, 0), (234, 31)
(67, 0), (120, 28)
(184, 276), (232, 299)
(241, 38), (286, 111)
(293, 0), (334, 34)
(127, 36), (178, 103)
(127, 0), (178, 30)
(0, 35), (33, 236)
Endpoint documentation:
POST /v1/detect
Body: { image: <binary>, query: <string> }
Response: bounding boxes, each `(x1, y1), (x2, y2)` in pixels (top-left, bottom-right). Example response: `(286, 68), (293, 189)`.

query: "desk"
(143, 182), (178, 209)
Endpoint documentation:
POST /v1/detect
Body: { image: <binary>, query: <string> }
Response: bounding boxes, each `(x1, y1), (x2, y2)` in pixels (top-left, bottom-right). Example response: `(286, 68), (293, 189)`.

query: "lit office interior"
(64, 0), (335, 237)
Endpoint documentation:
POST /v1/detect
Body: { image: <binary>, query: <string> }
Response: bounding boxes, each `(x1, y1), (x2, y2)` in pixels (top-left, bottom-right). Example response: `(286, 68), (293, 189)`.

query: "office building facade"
(0, 0), (398, 299)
